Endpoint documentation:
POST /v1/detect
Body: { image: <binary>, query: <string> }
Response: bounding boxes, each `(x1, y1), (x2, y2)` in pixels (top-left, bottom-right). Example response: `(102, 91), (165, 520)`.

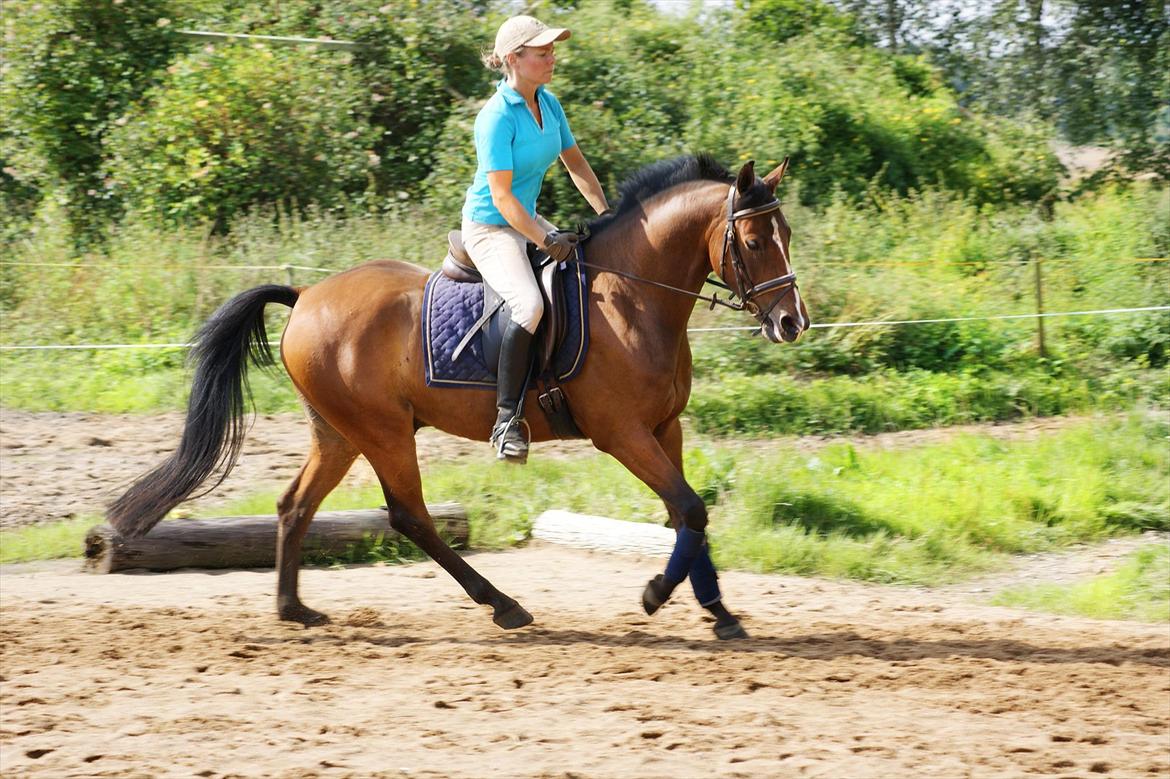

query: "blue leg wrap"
(664, 527), (705, 585)
(689, 544), (722, 607)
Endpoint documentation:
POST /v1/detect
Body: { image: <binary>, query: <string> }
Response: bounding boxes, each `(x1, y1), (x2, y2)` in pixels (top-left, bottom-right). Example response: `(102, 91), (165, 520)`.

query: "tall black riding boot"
(490, 321), (535, 463)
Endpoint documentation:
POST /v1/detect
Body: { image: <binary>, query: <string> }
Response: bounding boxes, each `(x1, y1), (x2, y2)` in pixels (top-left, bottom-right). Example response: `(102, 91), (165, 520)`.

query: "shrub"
(105, 45), (377, 228)
(2, 0), (185, 242)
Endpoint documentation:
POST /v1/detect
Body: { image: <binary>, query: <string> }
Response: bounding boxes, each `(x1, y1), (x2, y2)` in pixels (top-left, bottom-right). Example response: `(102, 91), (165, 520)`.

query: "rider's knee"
(513, 296), (544, 334)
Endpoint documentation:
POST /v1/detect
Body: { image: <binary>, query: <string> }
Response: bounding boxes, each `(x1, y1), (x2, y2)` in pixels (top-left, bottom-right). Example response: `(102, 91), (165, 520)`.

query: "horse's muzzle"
(762, 312), (805, 343)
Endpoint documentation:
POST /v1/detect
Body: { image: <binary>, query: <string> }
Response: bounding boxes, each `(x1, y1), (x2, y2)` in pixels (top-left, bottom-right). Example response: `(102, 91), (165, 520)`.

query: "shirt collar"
(496, 79), (545, 105)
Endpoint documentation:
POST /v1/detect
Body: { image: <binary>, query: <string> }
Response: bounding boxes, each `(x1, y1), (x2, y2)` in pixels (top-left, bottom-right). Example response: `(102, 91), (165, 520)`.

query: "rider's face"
(511, 44), (556, 86)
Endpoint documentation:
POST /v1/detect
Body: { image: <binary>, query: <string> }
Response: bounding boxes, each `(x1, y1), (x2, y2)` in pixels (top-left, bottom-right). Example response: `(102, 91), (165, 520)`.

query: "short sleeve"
(475, 106), (515, 172)
(549, 94), (576, 152)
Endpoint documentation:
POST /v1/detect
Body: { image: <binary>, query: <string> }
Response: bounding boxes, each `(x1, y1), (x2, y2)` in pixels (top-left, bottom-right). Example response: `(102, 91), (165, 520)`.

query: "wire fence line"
(3, 305), (1167, 351)
(176, 29), (363, 50)
(3, 257), (1166, 272)
(0, 262), (336, 272)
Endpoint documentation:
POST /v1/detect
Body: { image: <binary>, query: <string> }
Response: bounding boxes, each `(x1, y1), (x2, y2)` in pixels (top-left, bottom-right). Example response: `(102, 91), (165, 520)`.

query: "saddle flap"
(536, 259), (567, 372)
(422, 257), (589, 391)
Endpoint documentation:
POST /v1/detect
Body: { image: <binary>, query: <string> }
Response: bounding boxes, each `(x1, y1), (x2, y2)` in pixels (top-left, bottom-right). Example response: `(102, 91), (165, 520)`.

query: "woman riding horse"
(462, 15), (609, 463)
(106, 153), (808, 640)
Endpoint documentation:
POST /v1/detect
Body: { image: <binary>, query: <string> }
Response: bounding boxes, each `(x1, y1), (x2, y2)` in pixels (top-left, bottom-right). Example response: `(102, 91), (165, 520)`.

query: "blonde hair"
(481, 49), (512, 76)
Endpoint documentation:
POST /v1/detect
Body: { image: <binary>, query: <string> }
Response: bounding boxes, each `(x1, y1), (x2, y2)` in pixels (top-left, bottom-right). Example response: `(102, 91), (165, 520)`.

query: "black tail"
(106, 284), (300, 537)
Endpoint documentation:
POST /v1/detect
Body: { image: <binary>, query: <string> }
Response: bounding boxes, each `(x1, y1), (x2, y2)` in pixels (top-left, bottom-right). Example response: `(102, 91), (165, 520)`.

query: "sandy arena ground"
(1, 410), (1168, 777)
(2, 546), (1168, 778)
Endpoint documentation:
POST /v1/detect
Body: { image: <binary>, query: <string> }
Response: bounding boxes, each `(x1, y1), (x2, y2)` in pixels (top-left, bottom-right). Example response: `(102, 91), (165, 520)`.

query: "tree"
(2, 0), (184, 243)
(910, 0), (1169, 179)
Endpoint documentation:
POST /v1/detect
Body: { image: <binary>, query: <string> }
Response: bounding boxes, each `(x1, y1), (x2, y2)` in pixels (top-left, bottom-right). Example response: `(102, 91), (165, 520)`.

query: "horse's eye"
(746, 239), (760, 251)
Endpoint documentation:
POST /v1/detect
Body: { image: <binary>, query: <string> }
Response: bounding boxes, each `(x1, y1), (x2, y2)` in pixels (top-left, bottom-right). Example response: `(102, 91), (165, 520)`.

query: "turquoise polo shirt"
(462, 80), (576, 225)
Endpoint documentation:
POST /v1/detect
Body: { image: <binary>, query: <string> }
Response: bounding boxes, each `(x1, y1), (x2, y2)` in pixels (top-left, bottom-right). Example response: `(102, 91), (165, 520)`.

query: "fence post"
(283, 263), (295, 287)
(1033, 257), (1046, 358)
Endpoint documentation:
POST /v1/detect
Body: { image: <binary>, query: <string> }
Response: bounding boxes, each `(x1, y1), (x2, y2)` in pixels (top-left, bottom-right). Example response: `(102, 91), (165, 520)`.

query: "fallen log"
(83, 503), (468, 573)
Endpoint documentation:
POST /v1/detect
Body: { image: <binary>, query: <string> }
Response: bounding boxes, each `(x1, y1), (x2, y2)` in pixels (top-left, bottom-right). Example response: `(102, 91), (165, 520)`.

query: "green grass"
(6, 414), (1164, 595)
(686, 367), (1170, 436)
(0, 349), (302, 413)
(4, 349), (1167, 439)
(992, 545), (1170, 622)
(710, 413), (1169, 584)
(0, 517), (99, 564)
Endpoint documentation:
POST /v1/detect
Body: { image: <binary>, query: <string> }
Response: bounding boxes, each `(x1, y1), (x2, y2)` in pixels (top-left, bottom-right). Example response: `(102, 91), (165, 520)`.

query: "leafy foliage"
(1, 0), (185, 242)
(846, 0), (1170, 181)
(105, 46), (377, 227)
(4, 0), (1071, 239)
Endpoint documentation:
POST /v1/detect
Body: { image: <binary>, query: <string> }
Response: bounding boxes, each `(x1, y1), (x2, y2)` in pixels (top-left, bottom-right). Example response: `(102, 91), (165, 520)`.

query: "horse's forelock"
(733, 180), (777, 213)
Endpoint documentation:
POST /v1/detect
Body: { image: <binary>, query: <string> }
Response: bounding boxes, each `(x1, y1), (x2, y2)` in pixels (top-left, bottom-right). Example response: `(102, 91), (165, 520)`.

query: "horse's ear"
(735, 160), (756, 195)
(763, 157), (790, 194)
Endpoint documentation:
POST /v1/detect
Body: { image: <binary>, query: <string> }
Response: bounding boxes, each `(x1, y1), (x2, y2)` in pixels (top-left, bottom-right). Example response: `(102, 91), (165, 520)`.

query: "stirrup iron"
(491, 417), (530, 464)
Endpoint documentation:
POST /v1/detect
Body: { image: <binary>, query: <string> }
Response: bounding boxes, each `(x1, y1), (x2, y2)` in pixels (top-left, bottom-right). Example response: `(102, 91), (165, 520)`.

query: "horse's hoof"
(493, 601), (534, 630)
(278, 604), (331, 627)
(714, 619), (748, 640)
(642, 574), (673, 616)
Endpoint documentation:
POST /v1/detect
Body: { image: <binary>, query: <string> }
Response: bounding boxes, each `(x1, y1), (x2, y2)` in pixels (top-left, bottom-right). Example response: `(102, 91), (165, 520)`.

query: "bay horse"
(107, 154), (809, 640)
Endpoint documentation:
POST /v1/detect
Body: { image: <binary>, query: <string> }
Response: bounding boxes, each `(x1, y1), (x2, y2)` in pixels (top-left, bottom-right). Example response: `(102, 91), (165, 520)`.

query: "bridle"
(713, 185), (799, 323)
(569, 185), (800, 325)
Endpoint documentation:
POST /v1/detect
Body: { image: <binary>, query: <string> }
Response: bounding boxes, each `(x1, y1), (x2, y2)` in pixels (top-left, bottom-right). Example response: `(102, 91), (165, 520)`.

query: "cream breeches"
(461, 215), (557, 334)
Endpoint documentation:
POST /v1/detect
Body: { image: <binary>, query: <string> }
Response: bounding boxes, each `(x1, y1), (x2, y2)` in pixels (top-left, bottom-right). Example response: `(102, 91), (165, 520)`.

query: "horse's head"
(709, 159), (809, 343)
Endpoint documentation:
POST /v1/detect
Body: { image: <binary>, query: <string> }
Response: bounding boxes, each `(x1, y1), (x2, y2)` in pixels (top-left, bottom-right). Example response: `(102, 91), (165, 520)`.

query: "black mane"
(583, 153), (772, 237)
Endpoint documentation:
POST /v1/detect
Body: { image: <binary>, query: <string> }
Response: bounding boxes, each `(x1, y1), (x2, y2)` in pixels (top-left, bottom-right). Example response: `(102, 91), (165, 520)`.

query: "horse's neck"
(587, 184), (722, 331)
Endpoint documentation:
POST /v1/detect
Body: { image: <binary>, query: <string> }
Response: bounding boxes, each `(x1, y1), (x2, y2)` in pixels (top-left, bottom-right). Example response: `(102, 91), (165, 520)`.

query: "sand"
(1, 410), (1168, 777)
(2, 544), (1168, 778)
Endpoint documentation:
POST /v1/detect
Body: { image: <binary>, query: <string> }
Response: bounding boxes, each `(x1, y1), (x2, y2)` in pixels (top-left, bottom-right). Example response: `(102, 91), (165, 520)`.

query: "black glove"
(542, 230), (579, 262)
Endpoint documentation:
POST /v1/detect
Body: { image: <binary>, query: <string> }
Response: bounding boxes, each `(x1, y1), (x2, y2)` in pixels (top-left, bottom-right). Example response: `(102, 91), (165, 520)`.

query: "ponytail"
(481, 49), (508, 75)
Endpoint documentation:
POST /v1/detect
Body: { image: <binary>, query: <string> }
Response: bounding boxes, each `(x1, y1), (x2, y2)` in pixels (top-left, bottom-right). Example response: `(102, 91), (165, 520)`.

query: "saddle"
(442, 231), (569, 376)
(437, 230), (583, 439)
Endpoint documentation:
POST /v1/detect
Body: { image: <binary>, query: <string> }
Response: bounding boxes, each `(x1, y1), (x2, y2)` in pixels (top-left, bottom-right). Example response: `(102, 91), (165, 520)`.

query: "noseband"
(715, 186), (798, 322)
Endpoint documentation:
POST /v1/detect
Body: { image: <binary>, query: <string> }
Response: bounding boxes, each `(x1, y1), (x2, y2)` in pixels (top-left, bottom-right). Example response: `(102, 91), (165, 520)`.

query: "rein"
(566, 257), (747, 312)
(570, 186), (798, 319)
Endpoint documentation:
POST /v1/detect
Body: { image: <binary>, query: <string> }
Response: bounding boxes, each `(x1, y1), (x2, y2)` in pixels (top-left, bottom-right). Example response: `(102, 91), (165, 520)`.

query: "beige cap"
(493, 15), (570, 59)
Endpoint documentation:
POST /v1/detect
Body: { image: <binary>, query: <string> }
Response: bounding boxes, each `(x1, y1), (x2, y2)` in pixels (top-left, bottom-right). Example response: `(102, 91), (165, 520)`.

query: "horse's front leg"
(597, 425), (746, 640)
(653, 418), (747, 640)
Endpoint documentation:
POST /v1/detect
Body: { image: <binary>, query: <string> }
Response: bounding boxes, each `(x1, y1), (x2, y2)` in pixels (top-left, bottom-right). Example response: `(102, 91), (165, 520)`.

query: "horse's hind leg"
(275, 406), (360, 625)
(364, 426), (533, 630)
(655, 418), (746, 640)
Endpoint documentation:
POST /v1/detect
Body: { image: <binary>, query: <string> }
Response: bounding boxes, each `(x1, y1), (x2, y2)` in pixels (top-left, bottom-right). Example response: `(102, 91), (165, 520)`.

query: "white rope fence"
(2, 305), (1166, 351)
(2, 258), (1164, 271)
(0, 262), (335, 273)
(689, 305), (1170, 334)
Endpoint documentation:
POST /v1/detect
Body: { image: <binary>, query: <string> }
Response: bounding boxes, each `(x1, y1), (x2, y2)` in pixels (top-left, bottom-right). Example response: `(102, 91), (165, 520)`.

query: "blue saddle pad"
(421, 261), (589, 389)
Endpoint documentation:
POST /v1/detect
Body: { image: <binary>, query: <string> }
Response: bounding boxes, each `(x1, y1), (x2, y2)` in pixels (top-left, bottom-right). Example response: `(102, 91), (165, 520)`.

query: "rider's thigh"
(462, 219), (544, 334)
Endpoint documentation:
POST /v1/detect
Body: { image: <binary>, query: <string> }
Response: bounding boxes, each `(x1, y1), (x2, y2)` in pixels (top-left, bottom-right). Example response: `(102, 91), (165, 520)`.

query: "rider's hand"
(542, 231), (579, 262)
